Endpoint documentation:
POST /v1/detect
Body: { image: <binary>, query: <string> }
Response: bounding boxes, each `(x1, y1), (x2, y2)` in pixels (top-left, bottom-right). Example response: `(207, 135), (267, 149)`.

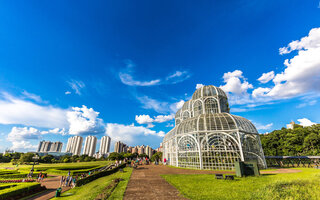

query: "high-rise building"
(132, 146), (138, 154)
(66, 137), (72, 153)
(83, 136), (97, 157)
(37, 141), (63, 153)
(49, 142), (63, 152)
(138, 145), (145, 155)
(114, 141), (128, 153)
(66, 136), (83, 156)
(37, 141), (44, 152)
(145, 145), (153, 158)
(127, 146), (133, 153)
(99, 136), (111, 156)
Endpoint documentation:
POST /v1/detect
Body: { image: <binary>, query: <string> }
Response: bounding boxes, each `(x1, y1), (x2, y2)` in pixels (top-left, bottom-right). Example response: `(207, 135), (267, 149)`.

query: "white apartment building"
(66, 136), (83, 156)
(99, 136), (111, 156)
(83, 136), (97, 157)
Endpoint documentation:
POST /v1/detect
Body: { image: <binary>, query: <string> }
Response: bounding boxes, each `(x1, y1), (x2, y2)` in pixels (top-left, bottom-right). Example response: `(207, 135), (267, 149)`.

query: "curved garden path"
(26, 175), (71, 200)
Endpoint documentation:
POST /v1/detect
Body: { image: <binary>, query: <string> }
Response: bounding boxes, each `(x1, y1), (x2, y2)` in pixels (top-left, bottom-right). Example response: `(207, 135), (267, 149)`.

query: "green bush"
(76, 163), (126, 187)
(0, 172), (47, 179)
(0, 182), (42, 200)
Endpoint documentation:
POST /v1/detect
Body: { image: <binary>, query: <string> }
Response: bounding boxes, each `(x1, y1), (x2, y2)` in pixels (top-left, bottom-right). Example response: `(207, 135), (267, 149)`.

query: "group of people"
(60, 175), (77, 188)
(129, 157), (150, 167)
(37, 172), (46, 182)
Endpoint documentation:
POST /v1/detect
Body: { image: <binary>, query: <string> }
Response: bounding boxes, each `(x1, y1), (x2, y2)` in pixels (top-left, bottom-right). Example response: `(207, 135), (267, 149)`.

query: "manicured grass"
(108, 168), (133, 200)
(161, 168), (320, 200)
(0, 161), (113, 176)
(0, 182), (41, 199)
(52, 167), (133, 200)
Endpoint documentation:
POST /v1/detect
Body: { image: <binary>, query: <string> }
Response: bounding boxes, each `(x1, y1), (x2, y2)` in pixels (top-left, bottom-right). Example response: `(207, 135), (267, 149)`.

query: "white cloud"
(105, 123), (165, 144)
(257, 71), (275, 84)
(154, 114), (175, 123)
(67, 80), (85, 95)
(135, 114), (174, 127)
(7, 127), (41, 151)
(119, 72), (161, 86)
(135, 115), (154, 124)
(65, 91), (71, 95)
(11, 141), (37, 152)
(119, 60), (190, 86)
(196, 84), (204, 89)
(170, 100), (185, 112)
(0, 92), (68, 129)
(255, 123), (273, 130)
(166, 71), (191, 84)
(22, 91), (46, 103)
(296, 99), (317, 108)
(252, 87), (271, 98)
(279, 28), (320, 55)
(41, 128), (67, 135)
(137, 96), (170, 114)
(267, 27), (320, 98)
(220, 27), (320, 109)
(297, 118), (317, 127)
(67, 105), (105, 135)
(220, 70), (253, 95)
(7, 127), (41, 141)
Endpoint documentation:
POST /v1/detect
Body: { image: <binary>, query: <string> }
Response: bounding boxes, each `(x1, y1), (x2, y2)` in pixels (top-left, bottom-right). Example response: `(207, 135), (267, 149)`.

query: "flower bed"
(0, 179), (35, 183)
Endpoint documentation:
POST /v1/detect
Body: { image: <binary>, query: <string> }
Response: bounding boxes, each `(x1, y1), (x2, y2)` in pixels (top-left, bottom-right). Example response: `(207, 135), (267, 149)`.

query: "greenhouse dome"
(162, 85), (267, 170)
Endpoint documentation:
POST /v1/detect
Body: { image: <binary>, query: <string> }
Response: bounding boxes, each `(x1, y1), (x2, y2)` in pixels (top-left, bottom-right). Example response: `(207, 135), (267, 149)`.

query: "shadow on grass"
(260, 174), (277, 176)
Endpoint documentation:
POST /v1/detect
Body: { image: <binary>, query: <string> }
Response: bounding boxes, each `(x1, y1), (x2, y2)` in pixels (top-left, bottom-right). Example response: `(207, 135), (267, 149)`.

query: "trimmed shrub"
(76, 164), (126, 187)
(0, 182), (42, 200)
(0, 172), (47, 179)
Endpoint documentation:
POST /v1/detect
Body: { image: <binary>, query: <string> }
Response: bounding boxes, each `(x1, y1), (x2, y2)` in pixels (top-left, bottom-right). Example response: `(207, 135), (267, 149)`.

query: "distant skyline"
(0, 0), (320, 152)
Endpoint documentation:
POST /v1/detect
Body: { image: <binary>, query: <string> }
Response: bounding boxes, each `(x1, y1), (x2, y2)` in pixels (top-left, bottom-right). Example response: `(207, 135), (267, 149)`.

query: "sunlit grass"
(162, 168), (320, 200)
(52, 167), (132, 200)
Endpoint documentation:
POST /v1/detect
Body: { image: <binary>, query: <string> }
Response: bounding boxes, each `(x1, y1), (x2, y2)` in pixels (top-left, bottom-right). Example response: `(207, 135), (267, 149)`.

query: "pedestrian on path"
(60, 176), (65, 187)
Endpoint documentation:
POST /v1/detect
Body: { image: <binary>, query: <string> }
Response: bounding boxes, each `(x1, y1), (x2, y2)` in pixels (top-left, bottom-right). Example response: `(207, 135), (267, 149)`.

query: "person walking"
(60, 176), (64, 187)
(65, 176), (69, 187)
(68, 176), (73, 187)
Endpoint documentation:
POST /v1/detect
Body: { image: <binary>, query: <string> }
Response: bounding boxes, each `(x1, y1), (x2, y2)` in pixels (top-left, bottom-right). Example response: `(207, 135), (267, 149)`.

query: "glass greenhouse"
(162, 85), (267, 170)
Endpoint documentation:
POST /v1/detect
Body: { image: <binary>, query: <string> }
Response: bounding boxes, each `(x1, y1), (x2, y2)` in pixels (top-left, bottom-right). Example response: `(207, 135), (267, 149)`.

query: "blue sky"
(0, 0), (320, 153)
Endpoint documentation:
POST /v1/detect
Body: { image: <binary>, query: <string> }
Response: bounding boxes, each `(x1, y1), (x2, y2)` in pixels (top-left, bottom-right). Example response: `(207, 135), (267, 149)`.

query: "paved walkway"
(26, 176), (71, 200)
(124, 165), (232, 200)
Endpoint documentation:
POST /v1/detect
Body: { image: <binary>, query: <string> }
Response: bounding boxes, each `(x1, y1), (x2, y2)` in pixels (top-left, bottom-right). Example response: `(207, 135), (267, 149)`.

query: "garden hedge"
(0, 172), (47, 179)
(0, 182), (42, 200)
(76, 163), (126, 187)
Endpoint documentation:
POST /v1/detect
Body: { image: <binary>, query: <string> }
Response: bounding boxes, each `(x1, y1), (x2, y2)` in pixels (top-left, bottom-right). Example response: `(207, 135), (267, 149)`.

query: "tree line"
(260, 124), (320, 156)
(0, 152), (99, 164)
(107, 152), (162, 162)
(0, 151), (163, 164)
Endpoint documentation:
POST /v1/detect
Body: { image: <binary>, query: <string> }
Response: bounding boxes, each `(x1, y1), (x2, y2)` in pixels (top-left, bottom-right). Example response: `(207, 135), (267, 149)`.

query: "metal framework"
(163, 85), (267, 170)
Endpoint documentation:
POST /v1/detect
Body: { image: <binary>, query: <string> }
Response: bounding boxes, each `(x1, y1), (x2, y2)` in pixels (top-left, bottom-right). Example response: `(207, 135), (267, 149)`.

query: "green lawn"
(52, 167), (132, 200)
(162, 168), (320, 200)
(0, 161), (113, 176)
